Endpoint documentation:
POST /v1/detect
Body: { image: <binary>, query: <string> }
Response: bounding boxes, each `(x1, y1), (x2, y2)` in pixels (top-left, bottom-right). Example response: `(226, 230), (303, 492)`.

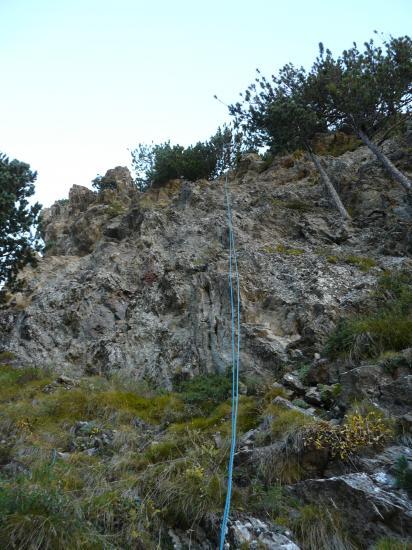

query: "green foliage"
(270, 406), (314, 439)
(263, 244), (304, 255)
(91, 173), (118, 192)
(296, 363), (311, 382)
(0, 364), (52, 403)
(303, 409), (392, 460)
(0, 153), (42, 287)
(306, 35), (412, 138)
(344, 255), (377, 272)
(325, 253), (376, 271)
(394, 455), (412, 496)
(374, 537), (410, 550)
(175, 372), (232, 413)
(0, 483), (100, 549)
(131, 125), (242, 191)
(247, 482), (286, 519)
(325, 270), (412, 360)
(229, 33), (412, 194)
(0, 351), (15, 363)
(229, 63), (327, 153)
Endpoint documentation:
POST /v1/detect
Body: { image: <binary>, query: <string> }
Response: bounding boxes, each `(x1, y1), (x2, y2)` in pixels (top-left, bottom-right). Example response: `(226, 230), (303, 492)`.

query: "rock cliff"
(0, 137), (411, 548)
(1, 141), (411, 385)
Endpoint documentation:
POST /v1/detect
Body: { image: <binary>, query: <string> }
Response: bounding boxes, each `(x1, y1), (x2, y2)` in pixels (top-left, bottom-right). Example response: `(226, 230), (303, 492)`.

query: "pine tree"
(229, 67), (351, 219)
(307, 35), (412, 190)
(0, 154), (42, 288)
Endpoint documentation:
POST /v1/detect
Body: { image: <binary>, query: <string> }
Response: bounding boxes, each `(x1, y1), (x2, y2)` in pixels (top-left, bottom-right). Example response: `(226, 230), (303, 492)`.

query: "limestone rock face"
(0, 146), (411, 388)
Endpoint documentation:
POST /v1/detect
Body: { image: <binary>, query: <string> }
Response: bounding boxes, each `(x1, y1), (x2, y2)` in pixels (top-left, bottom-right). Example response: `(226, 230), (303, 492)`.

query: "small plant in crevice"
(393, 455), (412, 497)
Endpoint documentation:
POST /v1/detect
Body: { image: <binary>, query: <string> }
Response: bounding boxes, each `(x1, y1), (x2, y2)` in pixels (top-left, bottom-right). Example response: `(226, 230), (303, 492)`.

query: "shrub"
(277, 245), (304, 255)
(270, 407), (314, 439)
(175, 372), (232, 413)
(374, 537), (410, 550)
(393, 455), (412, 496)
(131, 125), (242, 190)
(303, 410), (392, 460)
(91, 173), (117, 192)
(325, 253), (376, 271)
(247, 482), (285, 519)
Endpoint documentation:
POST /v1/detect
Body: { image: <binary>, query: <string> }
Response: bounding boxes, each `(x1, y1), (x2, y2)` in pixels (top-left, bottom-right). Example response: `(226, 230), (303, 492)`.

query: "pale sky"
(1, 0), (411, 206)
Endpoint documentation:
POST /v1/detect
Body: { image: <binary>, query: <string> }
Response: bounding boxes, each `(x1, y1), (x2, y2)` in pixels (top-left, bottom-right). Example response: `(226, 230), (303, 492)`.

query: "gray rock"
(290, 472), (412, 546)
(304, 386), (323, 406)
(272, 396), (315, 417)
(229, 517), (300, 549)
(282, 373), (305, 394)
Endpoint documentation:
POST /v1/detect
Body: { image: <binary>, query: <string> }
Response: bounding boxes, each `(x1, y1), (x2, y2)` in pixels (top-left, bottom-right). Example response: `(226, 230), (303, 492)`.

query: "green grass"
(325, 253), (377, 272)
(174, 372), (232, 413)
(263, 243), (305, 255)
(291, 504), (355, 550)
(271, 198), (314, 212)
(374, 538), (410, 550)
(0, 366), (264, 547)
(269, 406), (314, 439)
(325, 270), (412, 360)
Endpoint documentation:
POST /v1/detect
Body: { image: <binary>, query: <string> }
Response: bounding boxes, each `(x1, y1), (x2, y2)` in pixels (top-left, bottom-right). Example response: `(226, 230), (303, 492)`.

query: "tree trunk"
(357, 129), (411, 191)
(307, 149), (351, 220)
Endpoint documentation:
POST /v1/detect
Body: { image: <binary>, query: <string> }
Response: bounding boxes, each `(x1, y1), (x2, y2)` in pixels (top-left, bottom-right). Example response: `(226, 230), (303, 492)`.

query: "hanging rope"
(219, 174), (241, 550)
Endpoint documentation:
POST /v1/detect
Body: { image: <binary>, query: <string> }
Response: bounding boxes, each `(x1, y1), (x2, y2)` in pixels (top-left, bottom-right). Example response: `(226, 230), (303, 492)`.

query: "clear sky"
(1, 0), (411, 206)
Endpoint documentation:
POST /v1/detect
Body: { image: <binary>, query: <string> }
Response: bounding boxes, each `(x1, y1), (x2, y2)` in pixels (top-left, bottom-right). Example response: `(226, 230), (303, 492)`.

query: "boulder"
(289, 472), (412, 546)
(282, 373), (305, 394)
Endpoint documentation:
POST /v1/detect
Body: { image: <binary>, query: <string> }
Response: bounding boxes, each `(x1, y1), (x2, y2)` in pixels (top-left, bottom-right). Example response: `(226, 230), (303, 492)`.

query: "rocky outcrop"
(1, 141), (411, 389)
(289, 472), (412, 546)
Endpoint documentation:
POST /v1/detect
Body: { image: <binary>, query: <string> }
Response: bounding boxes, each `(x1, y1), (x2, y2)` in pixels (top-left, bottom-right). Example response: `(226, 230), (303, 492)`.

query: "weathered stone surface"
(282, 373), (305, 394)
(340, 364), (412, 416)
(271, 396), (315, 417)
(0, 143), (411, 389)
(289, 472), (412, 546)
(229, 516), (300, 549)
(304, 386), (323, 406)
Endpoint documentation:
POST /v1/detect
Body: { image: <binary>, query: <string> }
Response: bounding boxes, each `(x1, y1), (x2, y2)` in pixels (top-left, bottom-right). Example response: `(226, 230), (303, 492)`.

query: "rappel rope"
(219, 174), (241, 550)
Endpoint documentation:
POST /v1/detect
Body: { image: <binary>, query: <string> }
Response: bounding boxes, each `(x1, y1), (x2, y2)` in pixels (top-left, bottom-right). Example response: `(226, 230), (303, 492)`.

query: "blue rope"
(219, 175), (241, 549)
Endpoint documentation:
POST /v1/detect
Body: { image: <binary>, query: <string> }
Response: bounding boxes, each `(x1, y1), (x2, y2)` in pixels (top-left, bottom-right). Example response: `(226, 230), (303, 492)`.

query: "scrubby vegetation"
(292, 504), (355, 550)
(2, 361), (397, 548)
(229, 34), (412, 192)
(0, 364), (264, 548)
(304, 408), (393, 460)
